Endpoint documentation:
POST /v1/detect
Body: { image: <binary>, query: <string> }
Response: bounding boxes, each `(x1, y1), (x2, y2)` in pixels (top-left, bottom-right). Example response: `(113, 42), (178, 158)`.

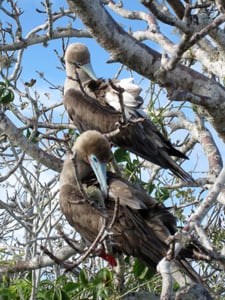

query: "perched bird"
(59, 130), (207, 286)
(63, 43), (195, 183)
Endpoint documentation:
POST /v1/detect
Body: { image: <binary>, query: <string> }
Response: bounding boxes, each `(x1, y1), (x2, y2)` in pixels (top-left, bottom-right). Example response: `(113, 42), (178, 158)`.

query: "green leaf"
(0, 82), (14, 104)
(52, 288), (62, 300)
(132, 258), (155, 280)
(38, 279), (54, 288)
(0, 90), (14, 104)
(63, 282), (78, 294)
(68, 128), (76, 136)
(36, 290), (49, 299)
(60, 289), (70, 300)
(0, 285), (20, 299)
(79, 269), (88, 286)
(114, 148), (130, 163)
(155, 186), (170, 202)
(94, 268), (113, 285)
(192, 105), (198, 113)
(132, 258), (147, 278)
(0, 82), (6, 95)
(144, 182), (155, 195)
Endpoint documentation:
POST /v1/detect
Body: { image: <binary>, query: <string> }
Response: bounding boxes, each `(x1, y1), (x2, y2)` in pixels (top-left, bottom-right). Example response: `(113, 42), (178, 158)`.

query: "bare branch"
(0, 111), (62, 172)
(0, 245), (78, 275)
(0, 150), (25, 182)
(166, 0), (185, 19)
(189, 165), (225, 224)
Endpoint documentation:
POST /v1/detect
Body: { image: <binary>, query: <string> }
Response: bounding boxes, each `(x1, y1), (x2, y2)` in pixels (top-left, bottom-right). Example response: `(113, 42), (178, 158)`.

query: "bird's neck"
(64, 63), (92, 93)
(60, 155), (93, 188)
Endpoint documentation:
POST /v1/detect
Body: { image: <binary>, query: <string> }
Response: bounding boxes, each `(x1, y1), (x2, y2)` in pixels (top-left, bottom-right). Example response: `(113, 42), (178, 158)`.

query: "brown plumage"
(59, 130), (207, 285)
(63, 43), (195, 183)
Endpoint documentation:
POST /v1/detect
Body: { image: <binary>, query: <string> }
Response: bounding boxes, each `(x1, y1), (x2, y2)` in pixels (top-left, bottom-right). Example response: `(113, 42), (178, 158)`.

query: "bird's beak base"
(81, 63), (98, 81)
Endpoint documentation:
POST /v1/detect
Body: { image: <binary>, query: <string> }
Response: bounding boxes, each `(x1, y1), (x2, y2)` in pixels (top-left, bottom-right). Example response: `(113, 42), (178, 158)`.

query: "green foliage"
(132, 258), (155, 280)
(170, 187), (198, 222)
(0, 277), (32, 300)
(71, 268), (115, 300)
(114, 148), (129, 163)
(143, 181), (170, 203)
(154, 186), (170, 202)
(144, 181), (155, 195)
(0, 269), (115, 300)
(0, 82), (14, 104)
(175, 188), (196, 204)
(36, 276), (72, 300)
(114, 148), (171, 204)
(114, 148), (142, 183)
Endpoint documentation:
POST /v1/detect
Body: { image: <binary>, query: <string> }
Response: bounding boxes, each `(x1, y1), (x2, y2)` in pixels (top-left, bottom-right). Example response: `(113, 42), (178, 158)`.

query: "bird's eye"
(75, 62), (82, 68)
(91, 155), (98, 163)
(87, 154), (98, 164)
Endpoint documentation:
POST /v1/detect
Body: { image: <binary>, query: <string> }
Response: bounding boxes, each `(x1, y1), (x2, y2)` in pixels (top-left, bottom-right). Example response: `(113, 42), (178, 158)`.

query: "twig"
(193, 223), (214, 252)
(95, 197), (120, 259)
(103, 117), (145, 138)
(0, 198), (33, 233)
(73, 69), (87, 96)
(103, 126), (121, 138)
(45, 0), (53, 38)
(39, 134), (71, 144)
(65, 218), (107, 271)
(40, 245), (68, 267)
(105, 198), (119, 232)
(58, 228), (85, 253)
(108, 78), (127, 124)
(70, 151), (91, 203)
(0, 150), (26, 182)
(189, 13), (225, 48)
(141, 0), (190, 33)
(0, 111), (62, 172)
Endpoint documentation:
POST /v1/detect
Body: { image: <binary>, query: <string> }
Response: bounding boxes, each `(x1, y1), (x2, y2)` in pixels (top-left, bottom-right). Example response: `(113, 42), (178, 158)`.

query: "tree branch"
(0, 28), (91, 52)
(0, 111), (62, 172)
(0, 245), (78, 275)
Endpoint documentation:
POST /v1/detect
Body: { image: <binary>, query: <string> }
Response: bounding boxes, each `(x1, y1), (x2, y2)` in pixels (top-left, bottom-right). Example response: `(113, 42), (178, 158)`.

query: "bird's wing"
(63, 88), (121, 133)
(107, 173), (158, 210)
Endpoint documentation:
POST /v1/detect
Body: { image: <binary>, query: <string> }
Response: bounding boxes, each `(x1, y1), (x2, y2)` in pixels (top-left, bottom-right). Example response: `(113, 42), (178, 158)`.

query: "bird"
(63, 43), (195, 183)
(59, 130), (209, 286)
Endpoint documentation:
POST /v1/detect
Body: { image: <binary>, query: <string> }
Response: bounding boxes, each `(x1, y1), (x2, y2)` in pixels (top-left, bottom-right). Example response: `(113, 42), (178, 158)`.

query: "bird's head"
(65, 43), (97, 80)
(72, 130), (112, 197)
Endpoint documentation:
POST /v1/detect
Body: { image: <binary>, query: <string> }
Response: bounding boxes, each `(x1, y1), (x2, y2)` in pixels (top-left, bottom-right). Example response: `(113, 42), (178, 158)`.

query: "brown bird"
(59, 130), (208, 286)
(63, 43), (195, 183)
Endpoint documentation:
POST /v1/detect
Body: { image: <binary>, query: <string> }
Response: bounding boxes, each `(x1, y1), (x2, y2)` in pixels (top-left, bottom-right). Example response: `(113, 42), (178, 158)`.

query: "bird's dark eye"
(87, 154), (98, 164)
(75, 62), (82, 68)
(91, 155), (98, 163)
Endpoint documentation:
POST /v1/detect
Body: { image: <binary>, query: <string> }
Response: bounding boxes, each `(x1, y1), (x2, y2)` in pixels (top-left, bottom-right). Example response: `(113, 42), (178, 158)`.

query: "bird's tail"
(160, 152), (196, 184)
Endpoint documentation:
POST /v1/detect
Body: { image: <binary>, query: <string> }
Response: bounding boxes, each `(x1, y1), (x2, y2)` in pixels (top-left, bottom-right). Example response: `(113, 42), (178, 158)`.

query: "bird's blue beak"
(88, 154), (108, 198)
(81, 63), (98, 81)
